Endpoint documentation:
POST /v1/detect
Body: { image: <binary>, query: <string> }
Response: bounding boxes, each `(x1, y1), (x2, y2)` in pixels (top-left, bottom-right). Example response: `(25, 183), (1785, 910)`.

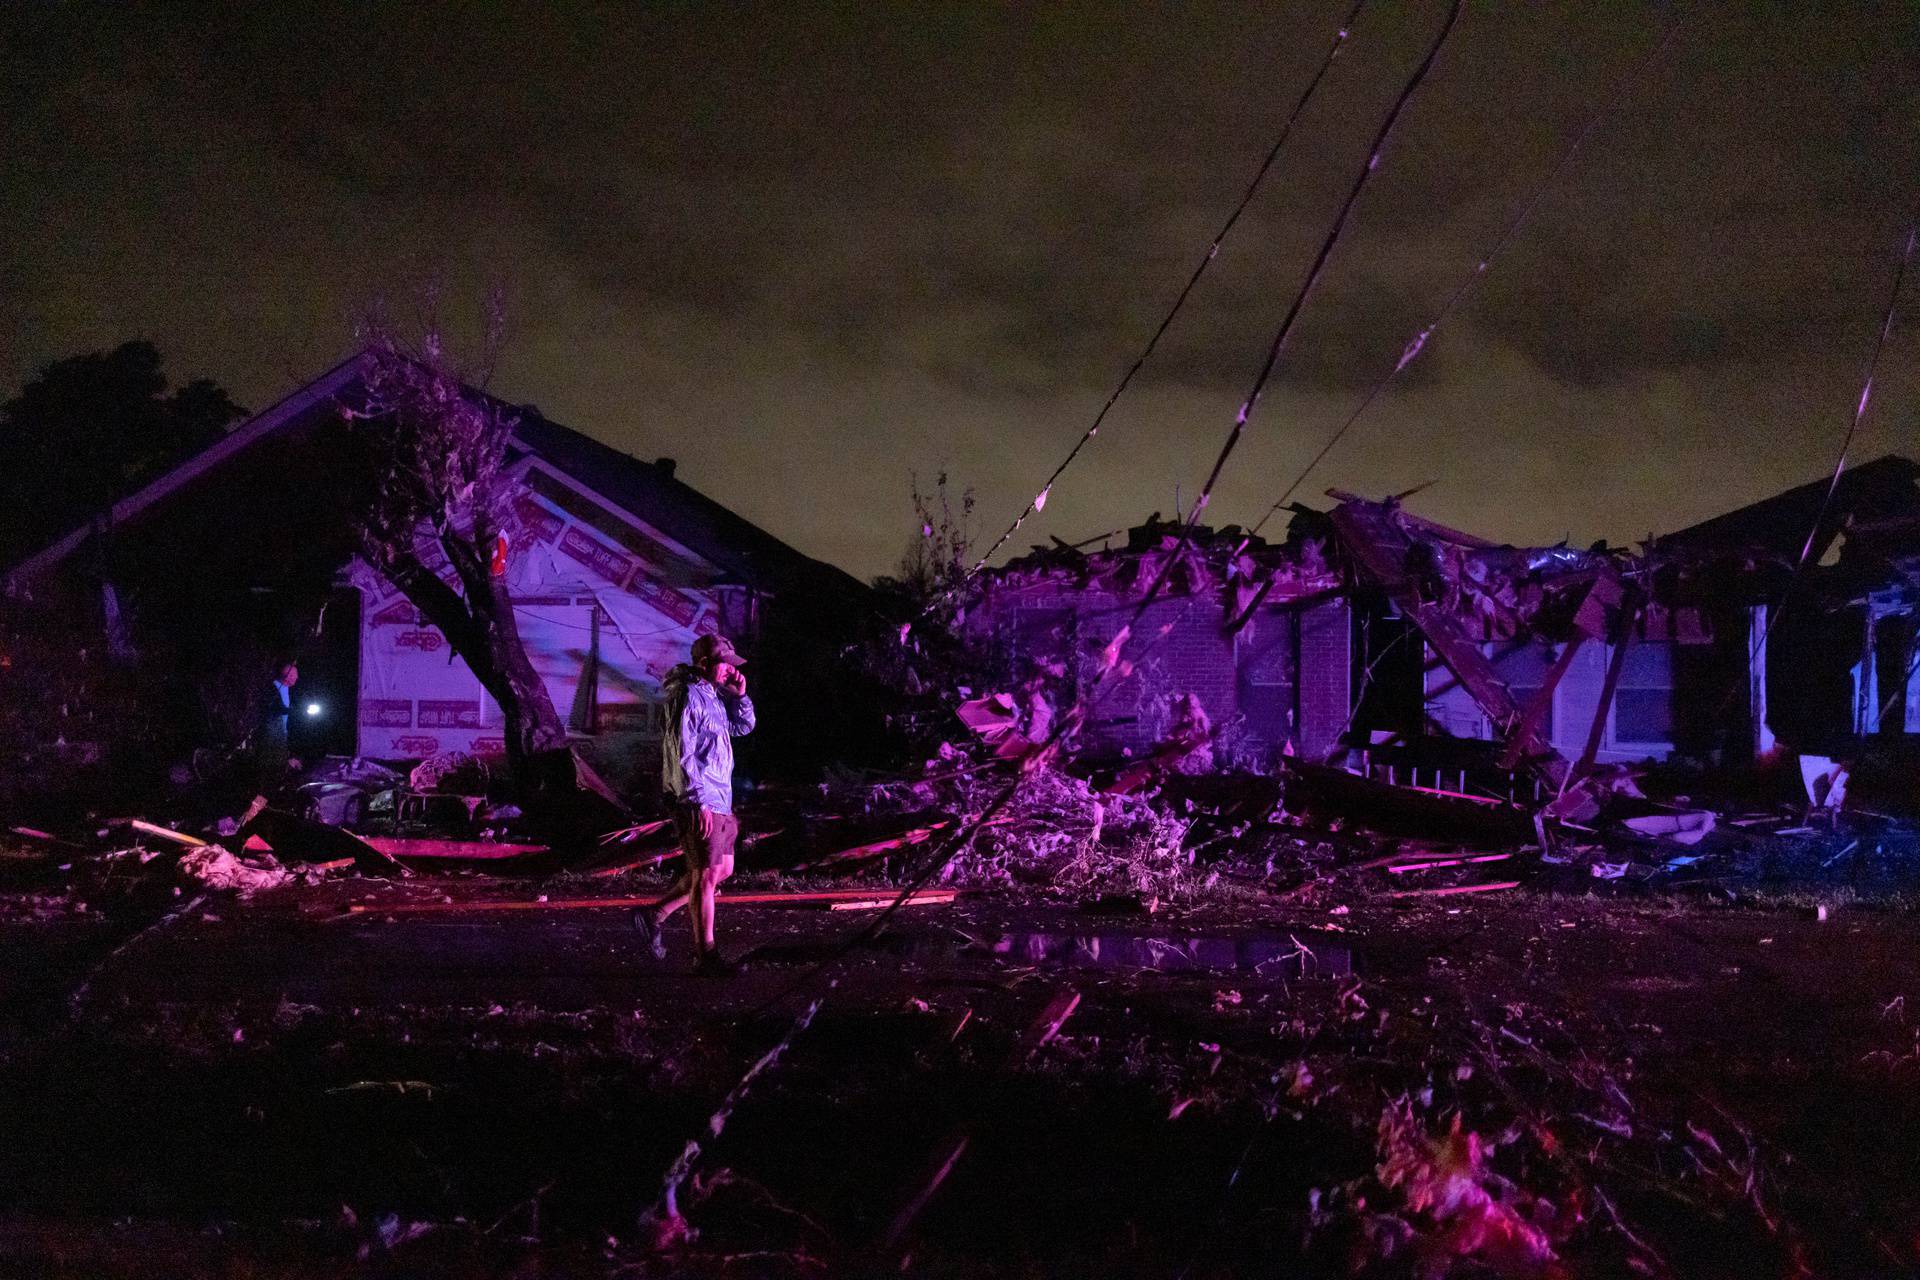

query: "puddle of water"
(897, 929), (1354, 977)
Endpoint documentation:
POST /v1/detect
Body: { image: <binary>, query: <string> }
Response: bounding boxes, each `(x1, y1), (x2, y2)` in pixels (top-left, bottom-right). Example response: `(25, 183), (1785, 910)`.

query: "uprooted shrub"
(1309, 1101), (1581, 1279)
(842, 762), (1199, 901)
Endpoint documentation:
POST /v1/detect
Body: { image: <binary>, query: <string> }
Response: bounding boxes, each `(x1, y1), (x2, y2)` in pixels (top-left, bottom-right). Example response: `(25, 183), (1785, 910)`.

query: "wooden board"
(345, 887), (963, 916)
(358, 837), (550, 860)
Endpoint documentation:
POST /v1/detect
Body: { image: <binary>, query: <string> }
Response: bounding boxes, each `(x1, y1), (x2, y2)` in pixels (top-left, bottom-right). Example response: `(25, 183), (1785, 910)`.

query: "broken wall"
(972, 579), (1352, 765)
(1423, 638), (1682, 764)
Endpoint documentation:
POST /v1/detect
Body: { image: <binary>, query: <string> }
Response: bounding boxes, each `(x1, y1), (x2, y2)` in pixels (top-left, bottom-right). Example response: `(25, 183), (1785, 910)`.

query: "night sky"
(4, 3), (1915, 579)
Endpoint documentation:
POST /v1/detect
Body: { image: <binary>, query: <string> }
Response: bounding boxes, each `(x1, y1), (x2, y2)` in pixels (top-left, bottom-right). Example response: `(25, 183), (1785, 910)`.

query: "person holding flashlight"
(254, 660), (301, 794)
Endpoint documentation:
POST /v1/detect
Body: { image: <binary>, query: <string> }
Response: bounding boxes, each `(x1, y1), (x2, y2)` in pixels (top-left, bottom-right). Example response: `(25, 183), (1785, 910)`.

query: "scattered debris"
(177, 845), (319, 896)
(883, 988), (1079, 1257)
(123, 819), (209, 848)
(1368, 1103), (1576, 1277)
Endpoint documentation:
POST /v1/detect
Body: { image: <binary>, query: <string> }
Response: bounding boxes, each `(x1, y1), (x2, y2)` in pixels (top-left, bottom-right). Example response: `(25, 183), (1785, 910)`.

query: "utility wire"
(1243, 12), (1684, 540)
(749, 0), (1466, 1024)
(1141, 0), (1464, 609)
(1742, 213), (1916, 671)
(1791, 218), (1916, 578)
(957, 0), (1369, 582)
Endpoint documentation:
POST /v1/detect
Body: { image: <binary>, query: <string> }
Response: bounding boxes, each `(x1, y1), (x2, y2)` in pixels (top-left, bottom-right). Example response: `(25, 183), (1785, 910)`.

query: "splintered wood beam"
(1498, 636), (1586, 770)
(586, 847), (681, 877)
(828, 896), (957, 911)
(884, 1134), (971, 1255)
(1551, 583), (1644, 813)
(1014, 990), (1082, 1055)
(357, 837), (549, 860)
(1388, 880), (1520, 898)
(793, 822), (952, 867)
(343, 888), (962, 916)
(1324, 490), (1502, 548)
(125, 820), (208, 848)
(597, 818), (673, 845)
(1384, 853), (1514, 875)
(789, 816), (1014, 870)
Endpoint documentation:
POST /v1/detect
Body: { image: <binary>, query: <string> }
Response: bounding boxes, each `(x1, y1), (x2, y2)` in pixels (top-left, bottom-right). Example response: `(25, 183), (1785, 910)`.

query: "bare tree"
(342, 295), (573, 794)
(892, 471), (977, 609)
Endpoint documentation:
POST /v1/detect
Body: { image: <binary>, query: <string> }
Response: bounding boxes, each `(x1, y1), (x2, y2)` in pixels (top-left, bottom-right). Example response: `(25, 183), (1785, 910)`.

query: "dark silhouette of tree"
(0, 342), (245, 564)
(881, 471), (977, 610)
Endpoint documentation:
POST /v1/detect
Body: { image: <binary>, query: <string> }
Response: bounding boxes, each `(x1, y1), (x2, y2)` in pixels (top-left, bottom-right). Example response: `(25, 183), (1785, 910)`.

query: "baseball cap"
(691, 633), (746, 666)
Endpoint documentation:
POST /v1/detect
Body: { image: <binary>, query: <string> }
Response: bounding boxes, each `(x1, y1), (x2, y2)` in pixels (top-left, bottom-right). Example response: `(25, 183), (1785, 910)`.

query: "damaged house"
(1654, 454), (1920, 751)
(966, 455), (1920, 799)
(963, 517), (1352, 766)
(1361, 454), (1920, 774)
(3, 352), (870, 791)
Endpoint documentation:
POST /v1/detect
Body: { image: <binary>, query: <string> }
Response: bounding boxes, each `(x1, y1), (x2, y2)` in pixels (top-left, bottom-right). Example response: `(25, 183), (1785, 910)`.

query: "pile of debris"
(981, 513), (1342, 627)
(898, 766), (1196, 901)
(4, 816), (353, 914)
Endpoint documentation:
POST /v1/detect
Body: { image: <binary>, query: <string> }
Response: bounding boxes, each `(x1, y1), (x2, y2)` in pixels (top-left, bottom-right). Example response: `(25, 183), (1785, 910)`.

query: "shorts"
(675, 805), (739, 876)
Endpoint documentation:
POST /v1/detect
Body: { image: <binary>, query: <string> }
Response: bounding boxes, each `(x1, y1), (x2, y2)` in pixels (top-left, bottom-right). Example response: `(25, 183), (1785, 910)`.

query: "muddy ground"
(2, 873), (1918, 1278)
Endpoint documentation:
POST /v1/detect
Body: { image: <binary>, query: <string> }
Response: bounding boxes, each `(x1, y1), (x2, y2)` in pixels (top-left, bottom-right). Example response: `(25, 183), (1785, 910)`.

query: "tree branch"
(379, 546), (481, 655)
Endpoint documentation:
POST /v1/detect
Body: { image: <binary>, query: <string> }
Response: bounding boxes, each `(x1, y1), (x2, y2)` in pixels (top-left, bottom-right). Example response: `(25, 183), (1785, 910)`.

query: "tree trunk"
(472, 572), (569, 778)
(381, 541), (570, 798)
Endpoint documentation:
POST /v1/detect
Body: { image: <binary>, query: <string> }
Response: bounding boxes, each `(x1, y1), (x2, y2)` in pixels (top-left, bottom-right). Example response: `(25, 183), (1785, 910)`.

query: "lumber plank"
(1388, 880), (1521, 898)
(1384, 853), (1514, 875)
(357, 837), (549, 860)
(126, 819), (208, 848)
(345, 887), (962, 915)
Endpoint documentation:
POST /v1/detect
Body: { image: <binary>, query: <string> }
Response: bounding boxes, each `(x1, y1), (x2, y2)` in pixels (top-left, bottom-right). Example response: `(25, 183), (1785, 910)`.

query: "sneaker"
(692, 950), (741, 978)
(631, 908), (667, 960)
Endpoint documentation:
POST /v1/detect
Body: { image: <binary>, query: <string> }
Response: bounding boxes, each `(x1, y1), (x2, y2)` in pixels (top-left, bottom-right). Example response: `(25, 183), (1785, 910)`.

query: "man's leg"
(652, 808), (705, 924)
(691, 866), (719, 954)
(635, 809), (701, 956)
(693, 815), (738, 964)
(651, 870), (694, 924)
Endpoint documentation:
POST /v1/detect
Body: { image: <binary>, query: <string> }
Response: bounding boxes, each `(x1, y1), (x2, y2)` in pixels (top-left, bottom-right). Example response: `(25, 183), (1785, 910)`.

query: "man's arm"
(723, 692), (755, 737)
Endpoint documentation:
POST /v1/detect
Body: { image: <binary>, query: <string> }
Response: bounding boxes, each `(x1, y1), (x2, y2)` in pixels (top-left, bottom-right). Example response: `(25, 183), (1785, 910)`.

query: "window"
(1612, 643), (1675, 744)
(1237, 610), (1297, 744)
(1492, 641), (1558, 742)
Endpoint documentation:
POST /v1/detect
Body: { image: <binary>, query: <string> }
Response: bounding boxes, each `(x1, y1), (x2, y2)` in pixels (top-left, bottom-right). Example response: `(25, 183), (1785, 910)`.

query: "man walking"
(634, 633), (755, 974)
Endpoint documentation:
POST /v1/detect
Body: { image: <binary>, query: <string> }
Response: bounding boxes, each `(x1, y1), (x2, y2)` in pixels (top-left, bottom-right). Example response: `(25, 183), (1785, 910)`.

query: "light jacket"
(661, 663), (755, 814)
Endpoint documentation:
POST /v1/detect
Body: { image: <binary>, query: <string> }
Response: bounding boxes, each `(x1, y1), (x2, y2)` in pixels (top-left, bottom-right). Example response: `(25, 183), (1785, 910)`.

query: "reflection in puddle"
(900, 929), (1354, 977)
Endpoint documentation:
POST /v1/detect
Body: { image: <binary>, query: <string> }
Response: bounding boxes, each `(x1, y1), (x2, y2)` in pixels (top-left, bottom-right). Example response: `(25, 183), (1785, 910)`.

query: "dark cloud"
(3, 2), (1917, 578)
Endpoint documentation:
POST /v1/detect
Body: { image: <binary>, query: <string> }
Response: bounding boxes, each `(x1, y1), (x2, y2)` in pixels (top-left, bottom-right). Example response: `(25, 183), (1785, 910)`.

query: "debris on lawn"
(1368, 1102), (1576, 1277)
(176, 844), (313, 896)
(638, 991), (827, 1250)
